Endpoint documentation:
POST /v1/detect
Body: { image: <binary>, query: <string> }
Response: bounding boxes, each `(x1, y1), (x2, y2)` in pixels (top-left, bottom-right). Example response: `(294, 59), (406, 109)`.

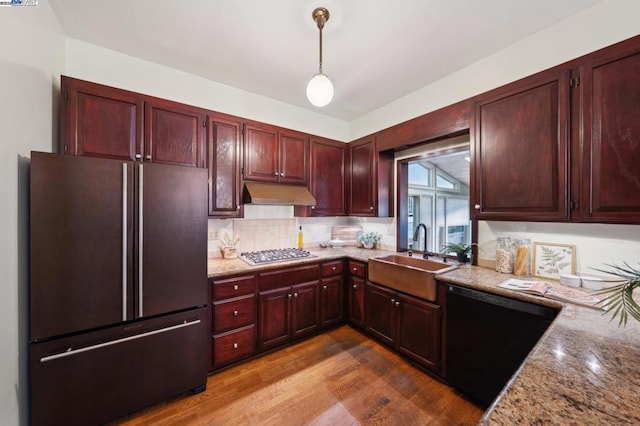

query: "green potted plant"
(440, 242), (477, 263)
(356, 231), (382, 249)
(594, 262), (640, 326)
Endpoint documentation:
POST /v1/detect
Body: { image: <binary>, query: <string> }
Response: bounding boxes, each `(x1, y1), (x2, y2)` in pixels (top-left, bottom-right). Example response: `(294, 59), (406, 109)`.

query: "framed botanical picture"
(532, 242), (576, 280)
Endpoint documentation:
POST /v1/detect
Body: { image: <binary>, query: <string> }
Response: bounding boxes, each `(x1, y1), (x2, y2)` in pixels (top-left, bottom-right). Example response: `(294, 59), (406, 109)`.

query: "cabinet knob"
(352, 284), (357, 289)
(236, 205), (241, 210)
(395, 301), (400, 307)
(288, 293), (292, 298)
(280, 172), (284, 177)
(323, 285), (327, 290)
(331, 266), (337, 271)
(311, 205), (315, 210)
(294, 292), (298, 298)
(352, 268), (358, 273)
(474, 204), (481, 210)
(233, 310), (238, 316)
(135, 154), (142, 160)
(233, 284), (239, 290)
(274, 172), (279, 176)
(145, 154), (152, 161)
(233, 343), (238, 349)
(370, 206), (374, 211)
(391, 298), (396, 304)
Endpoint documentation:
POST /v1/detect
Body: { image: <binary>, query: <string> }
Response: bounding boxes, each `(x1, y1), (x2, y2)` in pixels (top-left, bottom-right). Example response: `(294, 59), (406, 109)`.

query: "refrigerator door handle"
(39, 319), (202, 363)
(122, 163), (128, 322)
(138, 164), (144, 317)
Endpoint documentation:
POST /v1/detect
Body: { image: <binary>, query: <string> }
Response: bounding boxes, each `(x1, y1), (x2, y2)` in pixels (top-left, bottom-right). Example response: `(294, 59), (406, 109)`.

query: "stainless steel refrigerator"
(29, 152), (208, 425)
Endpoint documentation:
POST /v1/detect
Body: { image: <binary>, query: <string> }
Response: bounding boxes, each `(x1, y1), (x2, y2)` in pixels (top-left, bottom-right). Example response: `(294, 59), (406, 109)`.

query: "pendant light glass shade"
(306, 73), (334, 107)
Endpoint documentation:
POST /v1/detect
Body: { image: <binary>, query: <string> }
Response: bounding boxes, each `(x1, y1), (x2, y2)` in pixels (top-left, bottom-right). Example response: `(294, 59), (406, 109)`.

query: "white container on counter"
(559, 273), (582, 288)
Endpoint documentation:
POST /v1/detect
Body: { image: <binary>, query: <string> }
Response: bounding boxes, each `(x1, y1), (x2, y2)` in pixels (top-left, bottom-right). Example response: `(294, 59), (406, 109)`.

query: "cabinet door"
(348, 276), (366, 329)
(279, 130), (309, 185)
(320, 276), (344, 328)
(365, 283), (396, 346)
(291, 281), (319, 339)
(258, 287), (291, 350)
(397, 295), (441, 372)
(310, 138), (347, 216)
(579, 45), (640, 223)
(349, 138), (376, 216)
(144, 100), (205, 167)
(472, 70), (570, 221)
(60, 76), (143, 161)
(208, 115), (243, 217)
(244, 123), (279, 182)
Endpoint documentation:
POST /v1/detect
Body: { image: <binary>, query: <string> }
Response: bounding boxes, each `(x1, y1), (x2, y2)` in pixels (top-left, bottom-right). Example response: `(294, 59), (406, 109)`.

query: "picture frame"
(532, 242), (576, 280)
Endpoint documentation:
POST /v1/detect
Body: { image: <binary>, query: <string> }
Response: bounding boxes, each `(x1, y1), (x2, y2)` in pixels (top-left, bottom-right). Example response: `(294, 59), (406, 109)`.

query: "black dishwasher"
(445, 284), (557, 407)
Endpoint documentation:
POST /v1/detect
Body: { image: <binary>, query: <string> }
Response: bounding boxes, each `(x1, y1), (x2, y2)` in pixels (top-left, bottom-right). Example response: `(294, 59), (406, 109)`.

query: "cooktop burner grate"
(239, 248), (315, 265)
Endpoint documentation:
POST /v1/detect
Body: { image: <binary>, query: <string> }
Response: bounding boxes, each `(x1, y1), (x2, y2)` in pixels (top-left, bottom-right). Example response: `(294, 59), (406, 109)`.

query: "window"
(397, 141), (471, 254)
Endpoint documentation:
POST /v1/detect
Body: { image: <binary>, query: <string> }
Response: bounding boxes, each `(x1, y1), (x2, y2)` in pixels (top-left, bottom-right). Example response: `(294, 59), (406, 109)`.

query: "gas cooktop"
(239, 248), (315, 265)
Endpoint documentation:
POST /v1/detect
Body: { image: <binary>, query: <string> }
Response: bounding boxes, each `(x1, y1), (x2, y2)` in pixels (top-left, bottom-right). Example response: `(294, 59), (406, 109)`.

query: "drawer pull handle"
(233, 310), (238, 316)
(233, 284), (239, 290)
(233, 343), (238, 349)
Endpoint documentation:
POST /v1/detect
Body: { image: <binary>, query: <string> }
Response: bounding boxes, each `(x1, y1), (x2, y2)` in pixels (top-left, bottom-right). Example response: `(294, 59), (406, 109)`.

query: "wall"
(63, 38), (350, 142)
(0, 2), (65, 425)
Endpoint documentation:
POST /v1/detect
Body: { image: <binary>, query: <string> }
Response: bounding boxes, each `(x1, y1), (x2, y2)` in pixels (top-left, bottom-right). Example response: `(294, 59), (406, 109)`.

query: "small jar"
(513, 238), (531, 276)
(496, 237), (513, 273)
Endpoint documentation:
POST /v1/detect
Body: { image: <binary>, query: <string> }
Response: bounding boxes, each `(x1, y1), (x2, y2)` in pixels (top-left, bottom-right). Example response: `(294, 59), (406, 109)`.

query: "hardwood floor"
(113, 326), (484, 425)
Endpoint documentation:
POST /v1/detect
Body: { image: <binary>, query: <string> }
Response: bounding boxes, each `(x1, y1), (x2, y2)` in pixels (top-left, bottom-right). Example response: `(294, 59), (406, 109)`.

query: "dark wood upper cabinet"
(144, 100), (205, 168)
(471, 69), (571, 221)
(243, 123), (309, 185)
(578, 41), (640, 223)
(60, 76), (143, 161)
(349, 136), (392, 217)
(307, 138), (347, 216)
(279, 130), (309, 185)
(61, 76), (205, 168)
(243, 123), (279, 182)
(208, 114), (243, 218)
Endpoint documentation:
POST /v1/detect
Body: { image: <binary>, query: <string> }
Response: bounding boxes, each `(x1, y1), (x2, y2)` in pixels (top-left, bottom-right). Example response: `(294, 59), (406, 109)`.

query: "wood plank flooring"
(113, 326), (484, 425)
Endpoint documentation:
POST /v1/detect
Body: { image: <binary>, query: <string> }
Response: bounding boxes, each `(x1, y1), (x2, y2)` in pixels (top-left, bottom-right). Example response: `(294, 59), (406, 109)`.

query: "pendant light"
(306, 7), (334, 107)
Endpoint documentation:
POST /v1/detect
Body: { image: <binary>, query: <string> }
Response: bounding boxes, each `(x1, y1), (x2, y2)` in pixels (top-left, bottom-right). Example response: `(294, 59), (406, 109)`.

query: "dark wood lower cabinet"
(320, 276), (344, 328)
(347, 261), (367, 329)
(257, 264), (321, 352)
(210, 260), (441, 376)
(365, 282), (442, 372)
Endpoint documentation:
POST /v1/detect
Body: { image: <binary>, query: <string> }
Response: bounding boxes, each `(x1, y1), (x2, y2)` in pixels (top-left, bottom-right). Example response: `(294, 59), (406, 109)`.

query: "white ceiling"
(49, 0), (601, 121)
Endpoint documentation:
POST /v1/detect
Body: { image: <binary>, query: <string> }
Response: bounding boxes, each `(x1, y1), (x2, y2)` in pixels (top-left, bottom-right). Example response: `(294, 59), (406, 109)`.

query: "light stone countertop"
(208, 249), (640, 424)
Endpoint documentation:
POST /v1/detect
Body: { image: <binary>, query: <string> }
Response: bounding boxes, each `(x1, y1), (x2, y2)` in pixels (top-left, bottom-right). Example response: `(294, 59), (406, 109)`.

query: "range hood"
(243, 182), (316, 206)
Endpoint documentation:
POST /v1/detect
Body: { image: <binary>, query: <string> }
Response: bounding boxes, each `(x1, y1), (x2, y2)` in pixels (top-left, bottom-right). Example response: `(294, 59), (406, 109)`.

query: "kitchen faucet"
(413, 223), (432, 259)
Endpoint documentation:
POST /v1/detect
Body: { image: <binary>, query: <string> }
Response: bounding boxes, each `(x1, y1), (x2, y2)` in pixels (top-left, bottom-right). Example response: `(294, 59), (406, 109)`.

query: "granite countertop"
(208, 249), (640, 424)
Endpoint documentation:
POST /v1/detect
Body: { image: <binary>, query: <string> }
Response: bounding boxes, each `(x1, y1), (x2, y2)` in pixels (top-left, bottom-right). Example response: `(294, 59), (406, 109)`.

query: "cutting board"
(330, 226), (363, 246)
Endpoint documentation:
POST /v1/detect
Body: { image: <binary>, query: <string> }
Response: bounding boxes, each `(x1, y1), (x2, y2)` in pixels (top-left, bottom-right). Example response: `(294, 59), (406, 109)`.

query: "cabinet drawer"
(348, 261), (366, 279)
(259, 264), (320, 292)
(213, 325), (256, 368)
(321, 260), (343, 277)
(213, 295), (256, 333)
(212, 275), (256, 301)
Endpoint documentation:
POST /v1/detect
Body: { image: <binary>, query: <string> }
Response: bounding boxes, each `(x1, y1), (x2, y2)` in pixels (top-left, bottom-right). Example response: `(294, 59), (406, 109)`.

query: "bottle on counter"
(297, 226), (304, 249)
